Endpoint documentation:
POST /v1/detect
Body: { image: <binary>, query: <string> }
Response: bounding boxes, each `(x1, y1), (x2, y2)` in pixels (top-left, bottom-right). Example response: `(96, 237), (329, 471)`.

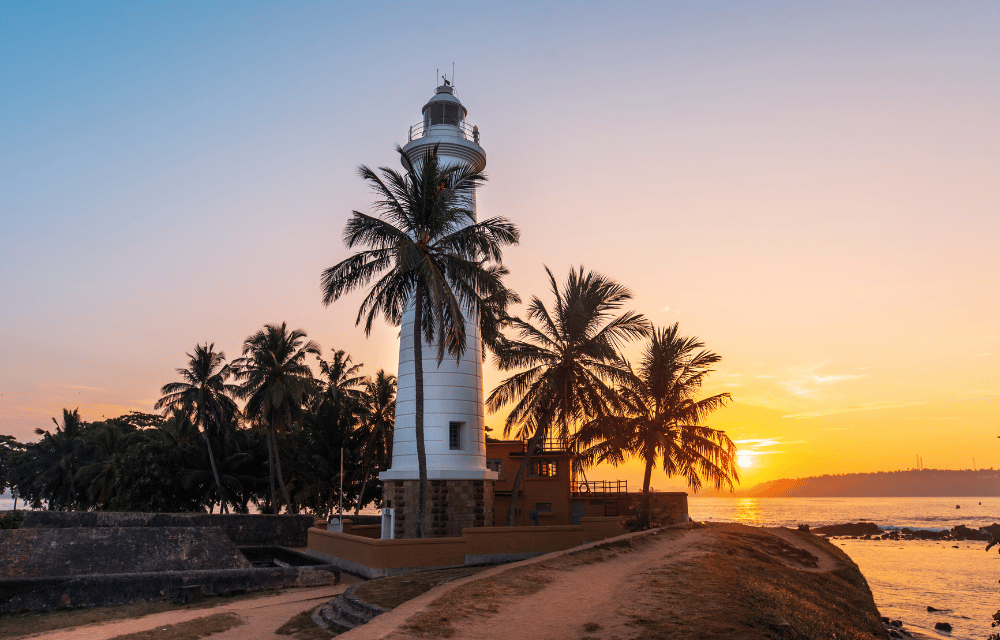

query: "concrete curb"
(338, 526), (663, 640)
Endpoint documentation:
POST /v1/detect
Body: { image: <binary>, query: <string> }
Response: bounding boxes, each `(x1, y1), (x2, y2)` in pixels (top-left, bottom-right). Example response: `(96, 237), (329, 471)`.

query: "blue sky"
(2, 1), (997, 486)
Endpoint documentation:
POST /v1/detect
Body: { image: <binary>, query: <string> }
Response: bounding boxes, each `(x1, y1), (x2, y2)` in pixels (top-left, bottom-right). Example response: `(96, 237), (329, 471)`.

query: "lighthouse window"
(426, 102), (462, 127)
(449, 421), (463, 450)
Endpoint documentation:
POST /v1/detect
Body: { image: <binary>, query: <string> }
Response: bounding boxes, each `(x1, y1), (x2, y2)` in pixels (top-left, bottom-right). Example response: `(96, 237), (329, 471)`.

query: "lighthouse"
(379, 81), (497, 539)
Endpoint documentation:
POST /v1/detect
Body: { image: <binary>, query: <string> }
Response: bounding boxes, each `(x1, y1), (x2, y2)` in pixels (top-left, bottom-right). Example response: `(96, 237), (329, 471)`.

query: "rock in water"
(927, 606), (939, 612)
(934, 622), (952, 632)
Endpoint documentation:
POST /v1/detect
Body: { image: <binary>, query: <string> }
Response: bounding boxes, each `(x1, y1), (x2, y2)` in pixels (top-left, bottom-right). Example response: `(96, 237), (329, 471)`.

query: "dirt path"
(343, 523), (882, 640)
(14, 578), (361, 640)
(394, 529), (712, 640)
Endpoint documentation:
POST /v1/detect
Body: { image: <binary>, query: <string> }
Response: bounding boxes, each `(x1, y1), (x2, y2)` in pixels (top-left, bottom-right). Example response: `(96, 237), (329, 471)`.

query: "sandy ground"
(342, 528), (695, 640)
(13, 577), (361, 640)
(343, 524), (884, 640)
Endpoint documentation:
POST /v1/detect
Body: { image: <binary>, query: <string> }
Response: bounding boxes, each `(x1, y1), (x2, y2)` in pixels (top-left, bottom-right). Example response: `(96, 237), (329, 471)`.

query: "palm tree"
(575, 323), (738, 501)
(320, 145), (519, 537)
(355, 370), (396, 515)
(77, 423), (125, 509)
(32, 409), (88, 510)
(235, 323), (321, 514)
(155, 343), (240, 513)
(487, 267), (650, 526)
(319, 349), (366, 406)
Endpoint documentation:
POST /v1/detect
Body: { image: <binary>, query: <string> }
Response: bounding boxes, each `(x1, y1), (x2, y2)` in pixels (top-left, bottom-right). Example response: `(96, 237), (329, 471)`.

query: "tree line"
(0, 340), (395, 517)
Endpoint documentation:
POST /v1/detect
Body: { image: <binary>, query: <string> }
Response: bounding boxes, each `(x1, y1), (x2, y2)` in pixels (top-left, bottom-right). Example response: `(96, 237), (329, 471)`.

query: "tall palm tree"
(235, 323), (320, 514)
(155, 343), (240, 513)
(575, 323), (738, 499)
(355, 370), (396, 515)
(32, 409), (88, 510)
(487, 267), (650, 526)
(320, 145), (519, 537)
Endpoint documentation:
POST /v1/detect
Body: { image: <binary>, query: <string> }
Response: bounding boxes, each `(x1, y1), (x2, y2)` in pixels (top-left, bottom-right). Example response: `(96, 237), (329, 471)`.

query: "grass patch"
(351, 566), (490, 611)
(106, 612), (243, 640)
(617, 525), (888, 639)
(0, 589), (282, 639)
(275, 606), (332, 639)
(401, 565), (555, 638)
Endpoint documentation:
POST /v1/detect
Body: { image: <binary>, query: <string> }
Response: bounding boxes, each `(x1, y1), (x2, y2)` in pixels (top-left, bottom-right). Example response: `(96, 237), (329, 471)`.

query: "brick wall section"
(387, 480), (494, 538)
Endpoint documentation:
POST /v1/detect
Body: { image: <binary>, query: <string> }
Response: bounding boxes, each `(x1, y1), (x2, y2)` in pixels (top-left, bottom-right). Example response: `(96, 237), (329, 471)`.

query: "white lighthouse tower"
(379, 81), (497, 539)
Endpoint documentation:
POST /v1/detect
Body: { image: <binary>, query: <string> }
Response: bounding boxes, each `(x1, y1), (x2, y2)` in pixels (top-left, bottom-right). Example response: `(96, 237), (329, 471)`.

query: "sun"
(736, 451), (755, 469)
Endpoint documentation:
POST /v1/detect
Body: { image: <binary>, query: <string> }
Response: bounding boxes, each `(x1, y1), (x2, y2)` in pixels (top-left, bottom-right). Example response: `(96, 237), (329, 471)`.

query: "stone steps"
(314, 583), (389, 634)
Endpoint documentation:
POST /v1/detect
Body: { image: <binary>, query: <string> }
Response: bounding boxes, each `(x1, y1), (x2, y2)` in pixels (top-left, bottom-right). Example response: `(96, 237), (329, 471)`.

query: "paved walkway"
(18, 577), (361, 640)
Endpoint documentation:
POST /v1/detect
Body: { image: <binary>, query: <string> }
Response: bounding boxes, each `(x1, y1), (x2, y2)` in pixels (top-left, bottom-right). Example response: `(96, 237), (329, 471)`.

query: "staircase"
(314, 583), (389, 634)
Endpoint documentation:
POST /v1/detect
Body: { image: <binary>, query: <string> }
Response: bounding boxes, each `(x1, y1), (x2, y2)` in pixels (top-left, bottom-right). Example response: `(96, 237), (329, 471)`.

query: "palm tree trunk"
(202, 431), (229, 514)
(355, 464), (372, 517)
(68, 465), (76, 512)
(506, 426), (544, 526)
(266, 427), (278, 514)
(642, 457), (654, 495)
(413, 285), (427, 539)
(272, 428), (294, 514)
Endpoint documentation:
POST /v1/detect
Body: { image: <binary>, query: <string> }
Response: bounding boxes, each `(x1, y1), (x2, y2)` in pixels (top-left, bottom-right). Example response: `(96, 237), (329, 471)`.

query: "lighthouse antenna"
(452, 62), (455, 87)
(436, 68), (439, 86)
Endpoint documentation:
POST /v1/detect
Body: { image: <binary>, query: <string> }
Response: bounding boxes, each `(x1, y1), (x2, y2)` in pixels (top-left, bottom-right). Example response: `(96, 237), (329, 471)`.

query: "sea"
(3, 496), (996, 638)
(690, 496), (1000, 640)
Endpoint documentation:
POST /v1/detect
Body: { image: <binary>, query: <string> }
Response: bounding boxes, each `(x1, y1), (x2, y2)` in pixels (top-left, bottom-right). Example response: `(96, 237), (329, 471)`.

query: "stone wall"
(0, 527), (251, 579)
(20, 512), (315, 547)
(386, 479), (493, 538)
(648, 492), (689, 525)
(0, 565), (339, 612)
(0, 527), (341, 612)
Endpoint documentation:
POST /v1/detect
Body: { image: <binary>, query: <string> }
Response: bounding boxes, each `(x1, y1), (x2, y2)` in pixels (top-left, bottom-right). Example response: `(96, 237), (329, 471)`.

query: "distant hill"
(741, 469), (1000, 498)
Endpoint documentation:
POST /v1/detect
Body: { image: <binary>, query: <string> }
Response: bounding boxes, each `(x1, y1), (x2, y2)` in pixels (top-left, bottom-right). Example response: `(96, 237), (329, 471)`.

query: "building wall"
(306, 518), (624, 579)
(485, 441), (689, 527)
(487, 441), (575, 527)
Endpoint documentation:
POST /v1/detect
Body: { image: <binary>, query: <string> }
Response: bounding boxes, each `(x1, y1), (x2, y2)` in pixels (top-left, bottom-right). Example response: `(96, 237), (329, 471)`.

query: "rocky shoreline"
(805, 520), (1000, 542)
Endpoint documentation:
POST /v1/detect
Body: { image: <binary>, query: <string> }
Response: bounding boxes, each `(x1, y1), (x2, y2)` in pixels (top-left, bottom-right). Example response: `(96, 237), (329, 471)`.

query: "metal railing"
(521, 434), (570, 453)
(408, 121), (480, 144)
(571, 479), (628, 494)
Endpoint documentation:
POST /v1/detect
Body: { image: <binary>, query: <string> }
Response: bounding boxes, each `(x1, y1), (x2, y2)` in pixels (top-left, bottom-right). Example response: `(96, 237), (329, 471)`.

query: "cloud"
(779, 373), (865, 397)
(65, 385), (107, 392)
(783, 400), (923, 419)
(976, 353), (992, 357)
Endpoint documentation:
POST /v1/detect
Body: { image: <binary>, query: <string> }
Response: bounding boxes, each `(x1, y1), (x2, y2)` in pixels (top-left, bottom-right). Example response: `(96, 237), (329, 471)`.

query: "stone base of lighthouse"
(385, 479), (493, 538)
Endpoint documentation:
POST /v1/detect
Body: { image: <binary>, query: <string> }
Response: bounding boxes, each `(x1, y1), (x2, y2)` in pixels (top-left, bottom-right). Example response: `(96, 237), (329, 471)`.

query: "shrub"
(0, 510), (24, 529)
(622, 496), (659, 532)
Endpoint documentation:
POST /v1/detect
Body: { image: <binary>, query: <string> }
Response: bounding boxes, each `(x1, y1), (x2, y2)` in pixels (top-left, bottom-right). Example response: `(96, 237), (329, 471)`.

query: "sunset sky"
(2, 2), (996, 491)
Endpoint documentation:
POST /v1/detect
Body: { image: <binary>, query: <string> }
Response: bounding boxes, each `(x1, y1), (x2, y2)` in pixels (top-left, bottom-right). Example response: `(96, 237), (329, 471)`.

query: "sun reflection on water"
(733, 498), (763, 525)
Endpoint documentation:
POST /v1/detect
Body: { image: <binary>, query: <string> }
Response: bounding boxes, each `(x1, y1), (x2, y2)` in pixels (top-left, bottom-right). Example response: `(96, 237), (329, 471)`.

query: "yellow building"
(486, 438), (688, 527)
